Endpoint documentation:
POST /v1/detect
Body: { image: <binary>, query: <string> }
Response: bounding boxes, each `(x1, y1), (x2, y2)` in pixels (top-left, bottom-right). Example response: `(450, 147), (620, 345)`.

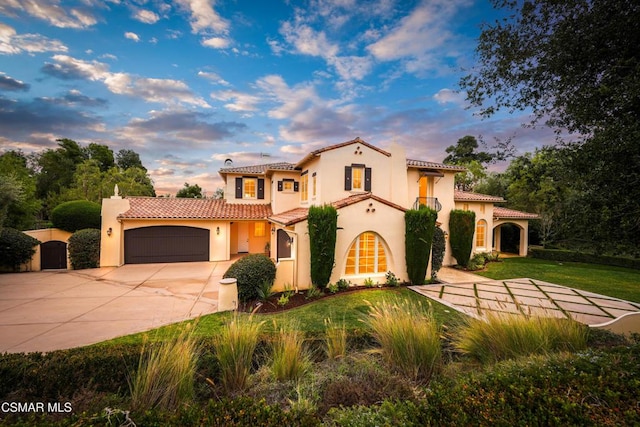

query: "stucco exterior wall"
(224, 173), (272, 204)
(270, 170), (302, 214)
(100, 197), (130, 267)
(454, 202), (495, 256)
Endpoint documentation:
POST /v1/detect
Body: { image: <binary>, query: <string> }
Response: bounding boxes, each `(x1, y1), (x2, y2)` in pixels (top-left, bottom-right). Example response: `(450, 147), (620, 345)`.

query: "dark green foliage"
(223, 254), (276, 302)
(449, 210), (475, 267)
(307, 205), (338, 289)
(176, 182), (204, 198)
(530, 248), (640, 270)
(404, 207), (437, 285)
(431, 226), (445, 279)
(0, 228), (40, 271)
(50, 200), (101, 232)
(68, 229), (100, 269)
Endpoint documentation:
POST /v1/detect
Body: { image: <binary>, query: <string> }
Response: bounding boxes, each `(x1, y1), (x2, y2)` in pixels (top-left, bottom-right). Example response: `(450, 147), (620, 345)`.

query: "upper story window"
(235, 177), (265, 200)
(301, 171), (309, 202)
(277, 179), (299, 193)
(344, 164), (371, 192)
(244, 178), (256, 198)
(476, 219), (487, 249)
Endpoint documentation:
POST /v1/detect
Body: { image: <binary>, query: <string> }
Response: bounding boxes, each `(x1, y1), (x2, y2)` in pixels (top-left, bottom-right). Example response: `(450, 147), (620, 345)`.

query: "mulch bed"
(241, 286), (400, 314)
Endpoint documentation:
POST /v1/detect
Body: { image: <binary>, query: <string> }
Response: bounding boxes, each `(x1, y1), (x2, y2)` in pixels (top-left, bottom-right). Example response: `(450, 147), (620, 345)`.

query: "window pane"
(254, 222), (265, 237)
(377, 241), (387, 272)
(345, 243), (356, 275)
(283, 181), (293, 191)
(476, 221), (486, 247)
(352, 167), (363, 190)
(244, 179), (256, 198)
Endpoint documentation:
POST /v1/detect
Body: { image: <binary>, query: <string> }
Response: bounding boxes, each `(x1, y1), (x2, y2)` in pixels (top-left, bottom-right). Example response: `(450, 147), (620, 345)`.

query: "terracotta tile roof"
(295, 137), (391, 167)
(406, 159), (467, 172)
(454, 190), (505, 203)
(269, 193), (406, 226)
(118, 197), (272, 220)
(219, 162), (296, 175)
(493, 207), (539, 220)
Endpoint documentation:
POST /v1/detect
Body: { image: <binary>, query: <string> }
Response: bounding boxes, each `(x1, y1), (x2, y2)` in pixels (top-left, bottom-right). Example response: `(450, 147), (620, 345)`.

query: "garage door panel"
(125, 226), (210, 264)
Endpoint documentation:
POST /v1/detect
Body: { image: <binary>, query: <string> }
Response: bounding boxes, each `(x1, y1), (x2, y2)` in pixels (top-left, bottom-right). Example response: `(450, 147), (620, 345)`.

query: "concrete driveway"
(0, 261), (232, 354)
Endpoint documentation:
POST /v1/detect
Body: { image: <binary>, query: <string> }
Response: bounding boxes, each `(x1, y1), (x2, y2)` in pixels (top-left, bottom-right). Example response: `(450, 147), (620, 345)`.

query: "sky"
(0, 0), (558, 196)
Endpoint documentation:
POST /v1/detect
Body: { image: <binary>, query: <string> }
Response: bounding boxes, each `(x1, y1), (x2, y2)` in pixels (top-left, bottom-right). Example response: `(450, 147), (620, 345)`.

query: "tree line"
(0, 139), (154, 231)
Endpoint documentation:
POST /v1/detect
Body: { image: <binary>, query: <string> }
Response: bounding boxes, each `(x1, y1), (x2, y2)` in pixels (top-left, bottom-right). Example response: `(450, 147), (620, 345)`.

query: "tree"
(444, 135), (494, 165)
(449, 210), (476, 268)
(0, 151), (40, 230)
(307, 205), (338, 290)
(0, 228), (40, 271)
(176, 182), (204, 198)
(116, 149), (146, 172)
(461, 0), (640, 251)
(405, 207), (437, 285)
(84, 143), (114, 172)
(0, 175), (23, 233)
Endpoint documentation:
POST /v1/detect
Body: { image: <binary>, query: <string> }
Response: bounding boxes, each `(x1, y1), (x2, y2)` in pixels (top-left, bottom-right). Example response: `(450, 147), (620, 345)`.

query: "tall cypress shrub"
(405, 207), (437, 285)
(449, 210), (476, 267)
(308, 205), (338, 289)
(431, 225), (446, 279)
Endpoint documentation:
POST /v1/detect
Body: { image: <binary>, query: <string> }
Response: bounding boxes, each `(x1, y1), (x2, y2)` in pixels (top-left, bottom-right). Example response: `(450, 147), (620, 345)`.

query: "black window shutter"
(344, 166), (352, 190)
(294, 182), (299, 192)
(257, 178), (265, 199)
(235, 177), (242, 199)
(364, 167), (372, 192)
(277, 181), (283, 191)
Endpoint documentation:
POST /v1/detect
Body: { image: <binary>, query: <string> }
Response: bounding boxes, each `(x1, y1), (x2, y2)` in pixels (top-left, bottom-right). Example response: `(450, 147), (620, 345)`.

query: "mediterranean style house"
(100, 137), (537, 289)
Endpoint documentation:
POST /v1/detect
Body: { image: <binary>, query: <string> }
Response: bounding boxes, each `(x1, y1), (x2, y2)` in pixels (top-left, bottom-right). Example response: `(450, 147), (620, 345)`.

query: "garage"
(124, 226), (210, 264)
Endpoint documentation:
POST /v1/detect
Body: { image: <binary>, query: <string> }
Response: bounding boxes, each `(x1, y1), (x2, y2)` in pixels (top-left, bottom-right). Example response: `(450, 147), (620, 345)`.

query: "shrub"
(453, 311), (589, 363)
(405, 207), (437, 284)
(212, 315), (263, 393)
(223, 254), (276, 303)
(129, 325), (199, 411)
(0, 228), (40, 271)
(385, 271), (400, 287)
(307, 205), (338, 289)
(336, 278), (350, 290)
(365, 299), (441, 383)
(270, 323), (310, 381)
(256, 279), (276, 302)
(431, 226), (446, 279)
(50, 200), (101, 232)
(530, 247), (640, 270)
(68, 228), (100, 269)
(449, 209), (476, 267)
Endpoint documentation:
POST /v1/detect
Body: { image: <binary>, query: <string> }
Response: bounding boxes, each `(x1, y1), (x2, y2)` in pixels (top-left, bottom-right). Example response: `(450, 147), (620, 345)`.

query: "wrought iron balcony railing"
(413, 197), (442, 212)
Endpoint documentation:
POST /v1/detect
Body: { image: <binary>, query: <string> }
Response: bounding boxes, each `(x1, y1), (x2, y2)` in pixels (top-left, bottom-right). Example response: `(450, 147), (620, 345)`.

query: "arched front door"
(41, 241), (67, 269)
(277, 229), (291, 261)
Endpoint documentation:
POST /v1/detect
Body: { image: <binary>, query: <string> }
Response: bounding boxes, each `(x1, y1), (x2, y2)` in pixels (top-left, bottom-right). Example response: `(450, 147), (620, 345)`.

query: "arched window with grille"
(344, 232), (388, 275)
(476, 220), (487, 249)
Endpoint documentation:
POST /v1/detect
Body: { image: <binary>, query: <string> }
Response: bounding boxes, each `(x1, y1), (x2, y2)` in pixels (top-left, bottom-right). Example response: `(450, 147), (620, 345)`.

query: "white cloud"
(210, 89), (260, 112)
(124, 32), (140, 42)
(0, 22), (67, 55)
(0, 0), (98, 29)
(133, 9), (160, 24)
(280, 21), (339, 58)
(367, 0), (471, 73)
(45, 55), (210, 108)
(433, 88), (466, 106)
(197, 71), (230, 86)
(201, 36), (230, 49)
(174, 0), (229, 34)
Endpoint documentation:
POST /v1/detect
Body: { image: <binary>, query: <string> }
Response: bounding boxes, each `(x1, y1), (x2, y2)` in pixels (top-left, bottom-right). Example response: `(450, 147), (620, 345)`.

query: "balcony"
(413, 197), (442, 212)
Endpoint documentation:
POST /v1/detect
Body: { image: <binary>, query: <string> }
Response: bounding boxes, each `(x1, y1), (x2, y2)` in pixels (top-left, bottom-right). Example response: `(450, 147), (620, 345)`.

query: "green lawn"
(103, 288), (461, 346)
(476, 257), (640, 302)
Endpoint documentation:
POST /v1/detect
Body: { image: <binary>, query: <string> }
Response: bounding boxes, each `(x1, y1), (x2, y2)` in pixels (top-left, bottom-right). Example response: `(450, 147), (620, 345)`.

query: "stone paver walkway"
(412, 268), (640, 331)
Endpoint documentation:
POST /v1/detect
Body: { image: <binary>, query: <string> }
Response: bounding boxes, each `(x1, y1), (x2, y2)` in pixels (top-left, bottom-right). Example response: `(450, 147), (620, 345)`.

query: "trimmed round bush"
(0, 228), (40, 271)
(68, 228), (100, 269)
(51, 200), (101, 232)
(223, 254), (276, 303)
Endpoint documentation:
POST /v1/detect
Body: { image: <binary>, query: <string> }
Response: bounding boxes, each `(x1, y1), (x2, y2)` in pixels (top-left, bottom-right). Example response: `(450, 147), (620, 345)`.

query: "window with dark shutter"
(344, 166), (352, 190)
(294, 182), (299, 192)
(364, 167), (372, 192)
(235, 177), (242, 199)
(257, 178), (265, 199)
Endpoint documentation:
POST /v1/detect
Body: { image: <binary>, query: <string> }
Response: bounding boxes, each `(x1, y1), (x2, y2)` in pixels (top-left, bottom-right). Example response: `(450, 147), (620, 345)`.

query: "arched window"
(345, 232), (387, 275)
(476, 220), (487, 249)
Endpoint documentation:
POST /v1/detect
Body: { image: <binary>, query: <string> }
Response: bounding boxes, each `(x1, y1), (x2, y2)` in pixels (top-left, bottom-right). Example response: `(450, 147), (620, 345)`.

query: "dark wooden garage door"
(124, 226), (210, 264)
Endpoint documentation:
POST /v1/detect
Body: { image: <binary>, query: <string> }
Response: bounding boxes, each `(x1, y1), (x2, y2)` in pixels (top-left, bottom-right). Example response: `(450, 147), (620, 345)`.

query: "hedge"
(405, 207), (437, 285)
(529, 247), (640, 270)
(307, 205), (338, 289)
(0, 228), (40, 271)
(50, 200), (101, 233)
(68, 228), (100, 269)
(449, 210), (476, 268)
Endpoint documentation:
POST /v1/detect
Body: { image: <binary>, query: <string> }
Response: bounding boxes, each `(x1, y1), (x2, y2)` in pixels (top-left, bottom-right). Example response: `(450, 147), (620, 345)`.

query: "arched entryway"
(493, 220), (529, 256)
(41, 240), (67, 269)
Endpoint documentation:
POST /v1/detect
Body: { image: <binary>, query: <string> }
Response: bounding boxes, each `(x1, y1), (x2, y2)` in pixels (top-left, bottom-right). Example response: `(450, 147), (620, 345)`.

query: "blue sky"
(0, 0), (557, 195)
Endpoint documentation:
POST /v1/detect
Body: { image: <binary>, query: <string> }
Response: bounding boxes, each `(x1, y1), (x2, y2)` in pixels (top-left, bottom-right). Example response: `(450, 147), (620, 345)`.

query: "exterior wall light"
(107, 227), (112, 237)
(216, 226), (220, 235)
